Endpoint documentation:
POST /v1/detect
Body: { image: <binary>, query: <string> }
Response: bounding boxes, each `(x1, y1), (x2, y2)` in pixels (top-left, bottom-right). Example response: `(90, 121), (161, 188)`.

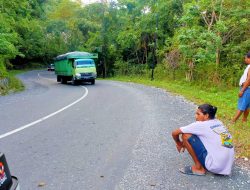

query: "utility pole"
(151, 0), (158, 80)
(101, 0), (108, 78)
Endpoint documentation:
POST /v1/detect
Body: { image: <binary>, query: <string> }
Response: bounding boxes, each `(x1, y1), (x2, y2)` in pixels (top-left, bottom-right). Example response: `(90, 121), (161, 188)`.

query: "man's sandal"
(179, 166), (205, 176)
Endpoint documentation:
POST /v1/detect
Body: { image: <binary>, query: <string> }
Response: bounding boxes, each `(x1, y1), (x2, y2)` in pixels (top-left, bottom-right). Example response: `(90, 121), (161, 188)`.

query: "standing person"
(172, 104), (234, 176)
(232, 51), (250, 123)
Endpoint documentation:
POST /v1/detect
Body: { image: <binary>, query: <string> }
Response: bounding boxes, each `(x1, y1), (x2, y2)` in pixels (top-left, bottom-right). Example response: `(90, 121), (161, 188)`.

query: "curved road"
(0, 70), (249, 190)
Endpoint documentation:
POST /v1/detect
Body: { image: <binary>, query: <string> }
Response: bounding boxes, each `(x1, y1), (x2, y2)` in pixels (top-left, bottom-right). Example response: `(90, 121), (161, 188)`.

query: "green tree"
(167, 0), (250, 82)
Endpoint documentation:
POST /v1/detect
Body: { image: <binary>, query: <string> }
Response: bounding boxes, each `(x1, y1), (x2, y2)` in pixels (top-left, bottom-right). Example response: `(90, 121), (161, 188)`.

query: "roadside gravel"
(108, 81), (250, 190)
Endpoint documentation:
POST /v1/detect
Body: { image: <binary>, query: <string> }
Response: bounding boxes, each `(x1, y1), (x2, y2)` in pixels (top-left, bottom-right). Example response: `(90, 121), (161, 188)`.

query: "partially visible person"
(232, 51), (250, 123)
(172, 104), (234, 176)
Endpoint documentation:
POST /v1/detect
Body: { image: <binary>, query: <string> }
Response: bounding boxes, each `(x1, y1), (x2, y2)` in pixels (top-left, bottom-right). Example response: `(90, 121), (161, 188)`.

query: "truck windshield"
(76, 60), (95, 68)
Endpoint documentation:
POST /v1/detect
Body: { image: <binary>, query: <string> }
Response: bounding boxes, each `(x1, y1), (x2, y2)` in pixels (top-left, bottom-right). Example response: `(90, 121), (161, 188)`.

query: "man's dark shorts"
(238, 87), (250, 111)
(188, 135), (208, 169)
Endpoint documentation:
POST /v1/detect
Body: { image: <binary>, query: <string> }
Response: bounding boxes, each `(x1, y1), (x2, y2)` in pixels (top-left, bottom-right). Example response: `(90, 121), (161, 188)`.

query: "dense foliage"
(0, 0), (249, 88)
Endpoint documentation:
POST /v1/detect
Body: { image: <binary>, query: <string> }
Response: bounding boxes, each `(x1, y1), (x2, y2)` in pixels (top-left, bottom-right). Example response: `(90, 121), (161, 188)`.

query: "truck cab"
(72, 59), (97, 84)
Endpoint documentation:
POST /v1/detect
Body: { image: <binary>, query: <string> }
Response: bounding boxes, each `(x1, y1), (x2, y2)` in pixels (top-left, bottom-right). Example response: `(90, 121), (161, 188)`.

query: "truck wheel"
(57, 76), (61, 82)
(91, 79), (95, 85)
(72, 79), (77, 85)
(61, 77), (67, 84)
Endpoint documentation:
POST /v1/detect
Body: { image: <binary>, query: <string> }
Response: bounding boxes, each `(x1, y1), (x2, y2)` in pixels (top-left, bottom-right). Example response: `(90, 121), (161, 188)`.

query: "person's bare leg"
(232, 110), (243, 123)
(182, 134), (206, 174)
(242, 109), (249, 123)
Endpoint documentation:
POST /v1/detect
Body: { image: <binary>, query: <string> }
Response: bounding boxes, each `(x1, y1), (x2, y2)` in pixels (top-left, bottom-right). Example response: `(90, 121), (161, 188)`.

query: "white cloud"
(82, 0), (101, 4)
(72, 0), (115, 5)
(80, 0), (113, 5)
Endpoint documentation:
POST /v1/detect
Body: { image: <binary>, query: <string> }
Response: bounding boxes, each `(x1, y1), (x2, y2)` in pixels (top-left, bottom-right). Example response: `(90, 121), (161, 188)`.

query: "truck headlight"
(76, 73), (81, 78)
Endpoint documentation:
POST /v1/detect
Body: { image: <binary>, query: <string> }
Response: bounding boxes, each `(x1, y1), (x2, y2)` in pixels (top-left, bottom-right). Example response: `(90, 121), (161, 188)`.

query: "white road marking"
(0, 74), (88, 139)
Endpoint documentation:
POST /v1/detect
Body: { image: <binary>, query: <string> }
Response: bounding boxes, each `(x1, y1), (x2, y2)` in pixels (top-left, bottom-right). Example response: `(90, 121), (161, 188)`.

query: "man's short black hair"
(246, 51), (250, 58)
(198, 104), (217, 119)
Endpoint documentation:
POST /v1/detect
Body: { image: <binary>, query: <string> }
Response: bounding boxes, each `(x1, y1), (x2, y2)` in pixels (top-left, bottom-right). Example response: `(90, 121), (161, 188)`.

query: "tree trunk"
(216, 48), (220, 66)
(186, 60), (194, 81)
(145, 47), (148, 65)
(136, 51), (140, 64)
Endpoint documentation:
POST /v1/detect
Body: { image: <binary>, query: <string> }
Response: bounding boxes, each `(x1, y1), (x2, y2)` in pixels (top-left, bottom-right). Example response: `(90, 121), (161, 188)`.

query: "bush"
(0, 59), (8, 78)
(114, 60), (148, 77)
(0, 75), (24, 95)
(194, 63), (242, 89)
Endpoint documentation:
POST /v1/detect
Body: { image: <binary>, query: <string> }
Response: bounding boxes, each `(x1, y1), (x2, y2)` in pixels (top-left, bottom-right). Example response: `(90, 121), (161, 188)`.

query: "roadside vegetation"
(0, 0), (249, 158)
(0, 74), (24, 96)
(0, 63), (44, 95)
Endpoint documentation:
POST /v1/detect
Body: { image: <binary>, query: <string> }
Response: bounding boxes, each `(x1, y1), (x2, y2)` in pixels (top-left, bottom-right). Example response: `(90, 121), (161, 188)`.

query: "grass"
(108, 75), (250, 158)
(0, 70), (25, 95)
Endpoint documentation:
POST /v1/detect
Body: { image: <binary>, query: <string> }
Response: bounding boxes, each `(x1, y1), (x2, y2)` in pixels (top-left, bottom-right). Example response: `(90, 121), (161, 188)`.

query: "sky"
(81, 0), (110, 4)
(72, 0), (114, 5)
(82, 0), (101, 4)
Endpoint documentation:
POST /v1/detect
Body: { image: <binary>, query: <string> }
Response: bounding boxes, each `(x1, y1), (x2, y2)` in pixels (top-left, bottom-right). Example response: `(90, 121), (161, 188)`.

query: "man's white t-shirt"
(180, 119), (234, 175)
(239, 64), (250, 86)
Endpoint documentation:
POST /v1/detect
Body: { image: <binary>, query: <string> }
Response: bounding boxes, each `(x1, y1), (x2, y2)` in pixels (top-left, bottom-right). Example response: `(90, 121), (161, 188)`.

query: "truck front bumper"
(75, 73), (96, 81)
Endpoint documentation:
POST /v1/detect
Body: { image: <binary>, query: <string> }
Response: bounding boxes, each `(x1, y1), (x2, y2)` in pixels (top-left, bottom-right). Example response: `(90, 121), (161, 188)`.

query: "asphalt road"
(0, 70), (249, 190)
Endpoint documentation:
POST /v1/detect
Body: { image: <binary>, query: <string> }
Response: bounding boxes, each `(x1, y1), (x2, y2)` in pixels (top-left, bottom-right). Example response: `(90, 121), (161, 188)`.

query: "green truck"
(54, 51), (98, 85)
